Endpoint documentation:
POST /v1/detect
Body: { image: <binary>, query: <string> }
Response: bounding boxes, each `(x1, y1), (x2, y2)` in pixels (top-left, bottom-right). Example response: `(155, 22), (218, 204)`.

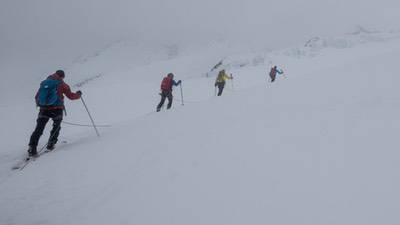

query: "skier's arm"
(173, 80), (181, 86)
(61, 83), (81, 100)
(224, 74), (232, 80)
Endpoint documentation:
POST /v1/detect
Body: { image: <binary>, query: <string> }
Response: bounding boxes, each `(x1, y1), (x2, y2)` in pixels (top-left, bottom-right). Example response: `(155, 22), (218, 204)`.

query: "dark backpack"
(37, 79), (63, 106)
(160, 77), (172, 91)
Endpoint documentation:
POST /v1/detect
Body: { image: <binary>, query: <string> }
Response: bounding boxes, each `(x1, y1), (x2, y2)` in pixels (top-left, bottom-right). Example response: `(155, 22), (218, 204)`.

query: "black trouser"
(216, 82), (225, 96)
(157, 91), (173, 110)
(29, 108), (63, 147)
(270, 74), (276, 82)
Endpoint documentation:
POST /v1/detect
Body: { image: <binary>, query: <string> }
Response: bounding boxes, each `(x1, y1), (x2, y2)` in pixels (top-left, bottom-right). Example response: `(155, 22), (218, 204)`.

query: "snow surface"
(1, 31), (400, 225)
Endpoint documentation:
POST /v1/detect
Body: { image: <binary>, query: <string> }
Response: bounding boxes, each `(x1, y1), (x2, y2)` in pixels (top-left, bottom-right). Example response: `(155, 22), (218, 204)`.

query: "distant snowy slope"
(1, 31), (400, 225)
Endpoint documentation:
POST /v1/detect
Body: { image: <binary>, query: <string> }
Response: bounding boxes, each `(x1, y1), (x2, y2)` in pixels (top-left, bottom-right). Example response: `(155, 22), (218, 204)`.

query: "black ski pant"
(270, 74), (276, 82)
(29, 108), (63, 147)
(157, 91), (173, 110)
(216, 82), (225, 96)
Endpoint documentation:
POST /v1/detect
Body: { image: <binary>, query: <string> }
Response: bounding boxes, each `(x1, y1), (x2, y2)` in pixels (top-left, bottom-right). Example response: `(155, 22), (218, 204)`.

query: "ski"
(11, 154), (30, 170)
(12, 150), (49, 171)
(11, 153), (39, 170)
(11, 141), (66, 171)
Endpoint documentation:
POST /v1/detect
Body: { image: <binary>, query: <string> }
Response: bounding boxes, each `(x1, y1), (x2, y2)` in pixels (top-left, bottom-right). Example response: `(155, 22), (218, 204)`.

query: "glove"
(77, 90), (82, 96)
(178, 80), (182, 85)
(230, 74), (233, 79)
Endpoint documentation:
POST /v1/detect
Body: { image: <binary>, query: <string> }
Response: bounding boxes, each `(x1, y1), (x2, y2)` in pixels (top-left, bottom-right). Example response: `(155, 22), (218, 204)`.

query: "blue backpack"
(37, 79), (63, 107)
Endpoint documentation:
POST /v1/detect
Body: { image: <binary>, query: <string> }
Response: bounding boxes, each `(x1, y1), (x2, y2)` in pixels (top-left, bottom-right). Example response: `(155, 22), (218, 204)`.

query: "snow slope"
(1, 31), (400, 225)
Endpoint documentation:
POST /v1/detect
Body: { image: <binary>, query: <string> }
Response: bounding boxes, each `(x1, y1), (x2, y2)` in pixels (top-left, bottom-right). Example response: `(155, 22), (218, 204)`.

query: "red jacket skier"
(156, 73), (181, 112)
(28, 70), (82, 156)
(269, 66), (283, 83)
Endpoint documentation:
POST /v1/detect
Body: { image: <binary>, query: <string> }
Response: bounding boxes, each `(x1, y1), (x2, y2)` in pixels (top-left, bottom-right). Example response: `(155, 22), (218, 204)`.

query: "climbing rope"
(62, 121), (111, 128)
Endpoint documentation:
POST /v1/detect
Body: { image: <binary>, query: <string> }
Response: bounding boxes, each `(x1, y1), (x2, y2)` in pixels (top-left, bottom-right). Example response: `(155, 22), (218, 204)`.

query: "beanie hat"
(56, 70), (65, 78)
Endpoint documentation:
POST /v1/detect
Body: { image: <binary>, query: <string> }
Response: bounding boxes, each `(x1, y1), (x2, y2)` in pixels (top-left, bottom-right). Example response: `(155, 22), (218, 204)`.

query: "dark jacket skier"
(269, 66), (283, 82)
(156, 73), (181, 112)
(27, 70), (82, 156)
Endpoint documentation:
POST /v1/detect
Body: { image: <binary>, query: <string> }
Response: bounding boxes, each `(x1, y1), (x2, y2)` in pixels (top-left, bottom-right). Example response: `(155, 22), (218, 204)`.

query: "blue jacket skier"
(28, 70), (82, 156)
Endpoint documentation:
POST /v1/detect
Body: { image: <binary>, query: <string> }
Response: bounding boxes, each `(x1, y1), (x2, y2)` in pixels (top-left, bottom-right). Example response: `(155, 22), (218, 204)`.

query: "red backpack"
(160, 77), (172, 91)
(269, 67), (275, 75)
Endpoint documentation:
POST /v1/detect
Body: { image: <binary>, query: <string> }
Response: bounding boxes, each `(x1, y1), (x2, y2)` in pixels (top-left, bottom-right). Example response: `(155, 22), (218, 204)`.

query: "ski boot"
(46, 143), (56, 151)
(28, 146), (38, 157)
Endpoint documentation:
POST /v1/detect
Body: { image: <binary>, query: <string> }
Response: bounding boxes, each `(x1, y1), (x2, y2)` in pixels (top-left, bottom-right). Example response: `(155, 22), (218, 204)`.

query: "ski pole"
(180, 82), (184, 106)
(81, 96), (100, 137)
(231, 74), (234, 91)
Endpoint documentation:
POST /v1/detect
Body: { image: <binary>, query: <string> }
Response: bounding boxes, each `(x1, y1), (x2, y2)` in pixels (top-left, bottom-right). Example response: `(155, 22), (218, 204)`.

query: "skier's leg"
(167, 92), (173, 109)
(157, 93), (167, 111)
(48, 109), (63, 147)
(217, 83), (224, 96)
(29, 111), (50, 147)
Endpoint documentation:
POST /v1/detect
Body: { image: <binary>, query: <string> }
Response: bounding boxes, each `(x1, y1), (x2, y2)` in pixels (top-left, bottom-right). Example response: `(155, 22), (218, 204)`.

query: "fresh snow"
(1, 31), (400, 225)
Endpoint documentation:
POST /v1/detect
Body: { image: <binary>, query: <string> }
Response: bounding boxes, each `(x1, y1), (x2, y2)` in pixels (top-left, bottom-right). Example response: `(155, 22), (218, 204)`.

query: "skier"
(214, 70), (233, 96)
(269, 66), (283, 83)
(27, 70), (82, 157)
(156, 73), (181, 112)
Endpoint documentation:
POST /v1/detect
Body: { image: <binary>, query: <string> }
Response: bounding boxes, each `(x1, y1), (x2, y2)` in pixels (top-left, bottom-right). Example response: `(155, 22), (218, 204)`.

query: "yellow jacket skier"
(214, 70), (233, 96)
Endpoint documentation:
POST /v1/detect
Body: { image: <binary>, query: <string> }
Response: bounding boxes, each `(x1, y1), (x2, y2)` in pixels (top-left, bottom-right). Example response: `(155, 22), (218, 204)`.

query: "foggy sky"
(1, 0), (399, 66)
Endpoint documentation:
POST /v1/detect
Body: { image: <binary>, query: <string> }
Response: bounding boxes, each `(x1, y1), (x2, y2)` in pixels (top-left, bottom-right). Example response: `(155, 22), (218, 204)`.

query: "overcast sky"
(1, 0), (399, 66)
